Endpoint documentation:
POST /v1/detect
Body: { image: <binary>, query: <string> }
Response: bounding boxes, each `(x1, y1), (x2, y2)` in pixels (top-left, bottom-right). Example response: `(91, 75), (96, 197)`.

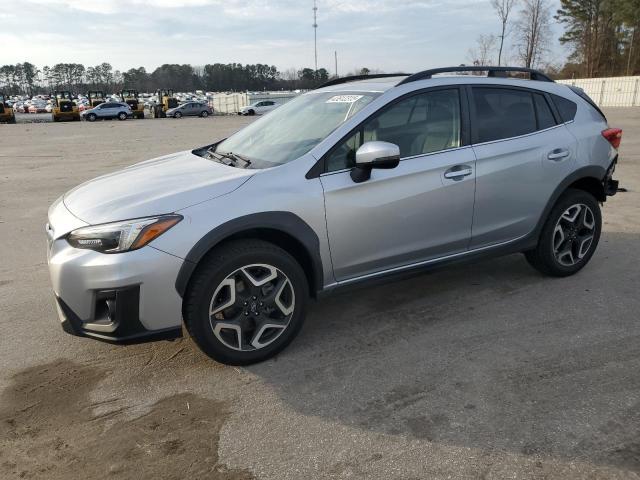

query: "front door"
(320, 88), (477, 282)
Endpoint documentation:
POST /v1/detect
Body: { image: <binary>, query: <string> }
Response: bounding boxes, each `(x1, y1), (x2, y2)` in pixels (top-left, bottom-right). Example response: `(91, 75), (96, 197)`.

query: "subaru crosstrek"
(47, 66), (621, 365)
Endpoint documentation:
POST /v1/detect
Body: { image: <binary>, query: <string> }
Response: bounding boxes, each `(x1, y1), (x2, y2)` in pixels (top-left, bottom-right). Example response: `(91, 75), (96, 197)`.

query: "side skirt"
(317, 233), (537, 298)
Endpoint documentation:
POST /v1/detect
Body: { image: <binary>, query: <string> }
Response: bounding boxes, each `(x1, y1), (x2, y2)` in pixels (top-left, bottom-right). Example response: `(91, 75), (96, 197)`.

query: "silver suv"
(82, 101), (132, 121)
(47, 66), (621, 364)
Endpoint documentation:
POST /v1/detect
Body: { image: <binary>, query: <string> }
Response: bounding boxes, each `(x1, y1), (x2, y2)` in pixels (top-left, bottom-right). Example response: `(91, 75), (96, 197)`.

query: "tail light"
(602, 128), (622, 149)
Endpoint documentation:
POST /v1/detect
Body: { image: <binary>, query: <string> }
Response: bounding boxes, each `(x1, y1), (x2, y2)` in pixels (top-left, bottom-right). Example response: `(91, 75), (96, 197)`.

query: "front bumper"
(47, 202), (184, 343)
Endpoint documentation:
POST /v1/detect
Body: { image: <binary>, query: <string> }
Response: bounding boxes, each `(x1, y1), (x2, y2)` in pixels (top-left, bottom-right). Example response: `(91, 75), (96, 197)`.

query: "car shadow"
(247, 232), (640, 471)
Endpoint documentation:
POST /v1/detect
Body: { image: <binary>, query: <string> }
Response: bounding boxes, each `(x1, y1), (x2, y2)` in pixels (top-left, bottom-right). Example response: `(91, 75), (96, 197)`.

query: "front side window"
(325, 89), (461, 172)
(215, 91), (380, 168)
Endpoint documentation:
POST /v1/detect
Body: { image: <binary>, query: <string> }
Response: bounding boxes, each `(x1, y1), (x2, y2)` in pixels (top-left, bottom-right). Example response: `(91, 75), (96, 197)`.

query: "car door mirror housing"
(351, 141), (400, 183)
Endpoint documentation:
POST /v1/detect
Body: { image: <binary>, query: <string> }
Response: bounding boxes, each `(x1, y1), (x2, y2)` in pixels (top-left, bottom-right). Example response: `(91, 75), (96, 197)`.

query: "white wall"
(557, 76), (640, 107)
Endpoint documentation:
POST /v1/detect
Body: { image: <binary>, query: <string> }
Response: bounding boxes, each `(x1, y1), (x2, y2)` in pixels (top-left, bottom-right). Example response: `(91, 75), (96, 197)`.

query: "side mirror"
(351, 141), (400, 183)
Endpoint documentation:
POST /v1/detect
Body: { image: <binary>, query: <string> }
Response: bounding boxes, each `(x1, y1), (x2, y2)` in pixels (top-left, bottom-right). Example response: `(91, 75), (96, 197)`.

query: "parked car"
(239, 100), (278, 115)
(81, 102), (132, 121)
(166, 102), (213, 118)
(28, 102), (48, 113)
(47, 66), (621, 365)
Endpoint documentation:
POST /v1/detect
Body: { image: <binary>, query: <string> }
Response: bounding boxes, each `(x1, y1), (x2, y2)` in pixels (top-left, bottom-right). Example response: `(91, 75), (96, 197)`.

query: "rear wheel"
(525, 189), (602, 277)
(184, 239), (308, 365)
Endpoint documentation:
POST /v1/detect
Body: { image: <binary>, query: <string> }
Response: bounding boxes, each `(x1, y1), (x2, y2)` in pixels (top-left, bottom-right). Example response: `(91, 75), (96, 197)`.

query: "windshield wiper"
(225, 151), (252, 167)
(213, 150), (252, 168)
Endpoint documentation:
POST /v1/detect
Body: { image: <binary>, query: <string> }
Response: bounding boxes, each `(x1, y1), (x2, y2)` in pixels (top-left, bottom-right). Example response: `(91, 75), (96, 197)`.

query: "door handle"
(547, 149), (570, 161)
(444, 165), (473, 179)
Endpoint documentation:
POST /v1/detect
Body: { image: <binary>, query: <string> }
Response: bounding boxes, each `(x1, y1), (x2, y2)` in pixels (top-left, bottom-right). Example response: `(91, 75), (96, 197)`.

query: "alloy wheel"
(209, 264), (295, 351)
(552, 203), (596, 266)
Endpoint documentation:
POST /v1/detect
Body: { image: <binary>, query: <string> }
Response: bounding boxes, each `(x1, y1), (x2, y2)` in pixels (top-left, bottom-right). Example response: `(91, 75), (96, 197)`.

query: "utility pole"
(334, 50), (338, 77)
(313, 0), (318, 72)
(627, 27), (635, 76)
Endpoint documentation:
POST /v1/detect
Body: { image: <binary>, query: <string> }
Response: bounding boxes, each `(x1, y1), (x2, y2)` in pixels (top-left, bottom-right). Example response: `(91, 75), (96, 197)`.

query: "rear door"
(321, 87), (477, 281)
(98, 103), (115, 118)
(469, 86), (577, 248)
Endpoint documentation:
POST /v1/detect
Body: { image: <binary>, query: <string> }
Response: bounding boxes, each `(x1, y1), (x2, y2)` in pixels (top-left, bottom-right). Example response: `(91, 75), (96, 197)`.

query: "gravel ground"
(0, 110), (639, 479)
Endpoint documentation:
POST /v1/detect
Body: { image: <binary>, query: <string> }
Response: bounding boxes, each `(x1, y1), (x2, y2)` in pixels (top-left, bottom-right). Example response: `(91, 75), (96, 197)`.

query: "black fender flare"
(175, 211), (324, 298)
(530, 165), (606, 242)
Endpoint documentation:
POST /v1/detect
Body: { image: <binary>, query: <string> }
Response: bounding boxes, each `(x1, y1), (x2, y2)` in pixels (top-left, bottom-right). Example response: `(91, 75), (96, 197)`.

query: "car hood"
(63, 150), (254, 224)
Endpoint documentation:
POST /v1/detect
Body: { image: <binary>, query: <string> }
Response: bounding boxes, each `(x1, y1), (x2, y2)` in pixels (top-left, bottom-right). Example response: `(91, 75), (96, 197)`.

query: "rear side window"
(550, 94), (577, 123)
(533, 94), (556, 130)
(473, 88), (537, 143)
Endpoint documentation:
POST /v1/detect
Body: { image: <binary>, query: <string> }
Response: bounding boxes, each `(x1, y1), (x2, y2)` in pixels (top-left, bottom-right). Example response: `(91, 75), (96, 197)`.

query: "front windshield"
(216, 91), (381, 167)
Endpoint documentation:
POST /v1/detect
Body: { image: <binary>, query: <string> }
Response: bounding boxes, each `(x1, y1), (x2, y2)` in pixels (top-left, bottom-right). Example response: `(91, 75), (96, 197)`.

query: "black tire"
(8, 116), (16, 124)
(86, 113), (97, 122)
(184, 239), (308, 365)
(248, 109), (255, 116)
(118, 112), (127, 121)
(200, 110), (209, 118)
(174, 111), (182, 118)
(136, 112), (144, 119)
(525, 188), (602, 277)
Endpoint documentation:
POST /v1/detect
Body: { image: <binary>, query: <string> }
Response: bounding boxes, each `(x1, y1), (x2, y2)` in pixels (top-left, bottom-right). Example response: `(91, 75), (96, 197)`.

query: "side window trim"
(316, 85), (469, 176)
(543, 92), (563, 125)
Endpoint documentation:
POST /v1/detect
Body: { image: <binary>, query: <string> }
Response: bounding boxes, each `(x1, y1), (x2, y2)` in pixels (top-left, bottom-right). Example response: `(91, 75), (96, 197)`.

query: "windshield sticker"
(326, 95), (363, 103)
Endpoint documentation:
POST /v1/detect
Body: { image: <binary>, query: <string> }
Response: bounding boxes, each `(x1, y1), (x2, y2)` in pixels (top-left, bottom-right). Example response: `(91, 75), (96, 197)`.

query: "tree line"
(468, 0), (640, 78)
(0, 62), (332, 96)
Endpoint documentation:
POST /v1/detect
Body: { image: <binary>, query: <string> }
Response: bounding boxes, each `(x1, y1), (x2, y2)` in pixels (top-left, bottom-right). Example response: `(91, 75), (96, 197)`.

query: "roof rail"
(396, 66), (554, 86)
(316, 73), (409, 89)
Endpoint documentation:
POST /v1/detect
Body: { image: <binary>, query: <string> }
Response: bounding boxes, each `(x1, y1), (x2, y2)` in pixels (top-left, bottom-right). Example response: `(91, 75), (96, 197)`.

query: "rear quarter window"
(550, 94), (577, 123)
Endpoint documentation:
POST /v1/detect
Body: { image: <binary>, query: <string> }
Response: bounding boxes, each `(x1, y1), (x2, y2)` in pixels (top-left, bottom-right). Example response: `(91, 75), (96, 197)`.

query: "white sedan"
(239, 100), (278, 116)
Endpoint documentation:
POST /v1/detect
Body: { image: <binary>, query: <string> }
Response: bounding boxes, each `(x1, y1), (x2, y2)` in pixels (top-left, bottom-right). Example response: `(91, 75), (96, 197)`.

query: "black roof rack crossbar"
(396, 66), (554, 85)
(316, 73), (409, 89)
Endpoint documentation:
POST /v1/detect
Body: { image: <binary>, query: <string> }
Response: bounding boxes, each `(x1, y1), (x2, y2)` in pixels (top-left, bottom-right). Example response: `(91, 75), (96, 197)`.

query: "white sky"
(0, 0), (568, 74)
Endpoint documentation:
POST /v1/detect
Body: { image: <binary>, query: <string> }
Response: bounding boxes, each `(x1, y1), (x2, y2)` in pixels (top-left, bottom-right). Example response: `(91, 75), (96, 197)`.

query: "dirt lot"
(1, 111), (639, 479)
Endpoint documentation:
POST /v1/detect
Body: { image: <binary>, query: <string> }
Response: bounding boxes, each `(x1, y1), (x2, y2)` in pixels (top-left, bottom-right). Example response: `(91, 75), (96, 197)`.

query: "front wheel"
(86, 113), (97, 122)
(525, 188), (602, 277)
(118, 112), (127, 121)
(174, 111), (182, 118)
(184, 239), (308, 365)
(200, 110), (209, 118)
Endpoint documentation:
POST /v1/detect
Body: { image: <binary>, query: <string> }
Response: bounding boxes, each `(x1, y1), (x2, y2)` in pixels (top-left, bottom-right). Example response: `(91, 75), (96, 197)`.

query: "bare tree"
(515, 0), (551, 68)
(467, 34), (499, 66)
(491, 0), (518, 65)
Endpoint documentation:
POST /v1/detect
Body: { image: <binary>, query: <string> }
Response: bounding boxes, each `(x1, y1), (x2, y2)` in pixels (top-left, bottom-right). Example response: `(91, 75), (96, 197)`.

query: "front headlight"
(66, 215), (182, 253)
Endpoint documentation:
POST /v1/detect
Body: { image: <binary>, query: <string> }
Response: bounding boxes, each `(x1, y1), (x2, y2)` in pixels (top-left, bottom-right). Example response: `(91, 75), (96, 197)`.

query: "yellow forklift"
(52, 91), (80, 122)
(120, 89), (145, 119)
(88, 90), (105, 108)
(0, 92), (16, 124)
(152, 89), (178, 118)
